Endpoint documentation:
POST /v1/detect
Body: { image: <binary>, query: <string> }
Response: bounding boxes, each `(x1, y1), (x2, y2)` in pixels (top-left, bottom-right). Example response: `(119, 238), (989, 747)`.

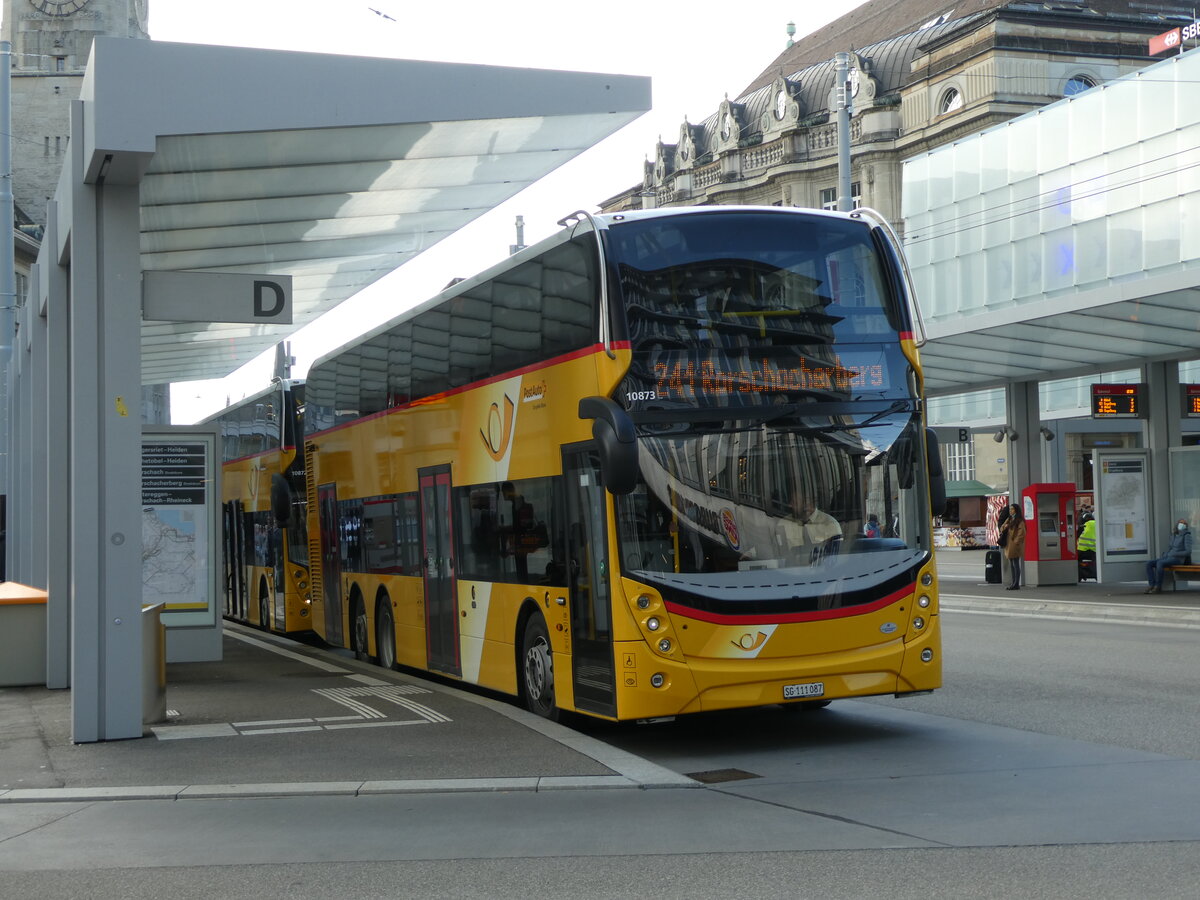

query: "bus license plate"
(783, 682), (825, 700)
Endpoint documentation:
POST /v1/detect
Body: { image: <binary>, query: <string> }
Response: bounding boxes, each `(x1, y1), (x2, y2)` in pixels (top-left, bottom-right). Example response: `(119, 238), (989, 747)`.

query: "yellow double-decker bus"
(302, 206), (944, 720)
(206, 379), (313, 634)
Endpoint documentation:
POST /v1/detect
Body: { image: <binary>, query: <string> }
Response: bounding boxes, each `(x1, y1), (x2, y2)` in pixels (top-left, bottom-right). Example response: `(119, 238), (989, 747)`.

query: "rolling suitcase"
(984, 549), (1002, 584)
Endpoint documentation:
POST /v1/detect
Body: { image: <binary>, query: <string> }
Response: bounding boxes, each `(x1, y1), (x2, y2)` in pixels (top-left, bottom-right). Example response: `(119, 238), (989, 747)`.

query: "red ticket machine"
(1021, 483), (1078, 586)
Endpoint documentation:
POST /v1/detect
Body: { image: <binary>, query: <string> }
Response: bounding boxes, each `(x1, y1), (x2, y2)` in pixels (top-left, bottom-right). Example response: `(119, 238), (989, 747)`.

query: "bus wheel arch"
(375, 589), (396, 671)
(517, 603), (559, 721)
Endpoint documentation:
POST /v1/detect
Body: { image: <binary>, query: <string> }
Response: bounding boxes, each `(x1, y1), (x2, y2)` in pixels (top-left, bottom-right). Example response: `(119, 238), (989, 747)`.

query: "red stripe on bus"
(307, 343), (627, 439)
(221, 446), (297, 466)
(662, 581), (915, 626)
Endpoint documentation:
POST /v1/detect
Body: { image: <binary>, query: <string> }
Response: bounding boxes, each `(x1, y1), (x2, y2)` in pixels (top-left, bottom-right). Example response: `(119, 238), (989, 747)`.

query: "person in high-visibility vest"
(1076, 513), (1097, 581)
(1076, 515), (1097, 552)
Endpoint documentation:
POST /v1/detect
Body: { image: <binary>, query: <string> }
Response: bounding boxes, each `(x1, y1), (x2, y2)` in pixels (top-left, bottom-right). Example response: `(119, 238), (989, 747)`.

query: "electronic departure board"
(1183, 384), (1200, 418)
(1090, 383), (1145, 419)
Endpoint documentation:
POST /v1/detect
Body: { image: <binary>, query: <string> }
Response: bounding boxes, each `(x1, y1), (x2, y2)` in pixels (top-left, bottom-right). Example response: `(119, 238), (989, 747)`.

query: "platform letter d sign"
(254, 280), (285, 319)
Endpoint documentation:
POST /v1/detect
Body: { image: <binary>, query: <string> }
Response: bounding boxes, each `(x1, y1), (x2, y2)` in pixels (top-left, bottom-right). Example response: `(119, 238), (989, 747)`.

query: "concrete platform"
(3, 555), (1198, 804)
(0, 622), (692, 801)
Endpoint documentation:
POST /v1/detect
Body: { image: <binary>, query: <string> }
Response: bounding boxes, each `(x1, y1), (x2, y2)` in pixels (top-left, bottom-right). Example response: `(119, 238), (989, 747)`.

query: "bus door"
(316, 484), (343, 644)
(564, 447), (616, 717)
(271, 525), (286, 628)
(224, 500), (245, 619)
(419, 465), (460, 676)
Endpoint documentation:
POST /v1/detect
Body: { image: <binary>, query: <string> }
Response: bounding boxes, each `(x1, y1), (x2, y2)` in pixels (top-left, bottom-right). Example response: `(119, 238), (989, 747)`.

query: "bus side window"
(398, 493), (422, 576)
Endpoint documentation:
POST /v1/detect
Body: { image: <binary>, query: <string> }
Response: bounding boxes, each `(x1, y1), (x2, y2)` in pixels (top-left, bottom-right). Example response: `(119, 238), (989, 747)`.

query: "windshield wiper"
(629, 399), (915, 436)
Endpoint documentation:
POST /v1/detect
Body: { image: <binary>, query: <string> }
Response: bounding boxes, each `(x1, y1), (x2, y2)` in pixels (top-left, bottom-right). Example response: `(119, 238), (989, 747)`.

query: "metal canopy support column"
(43, 203), (71, 689)
(24, 264), (50, 590)
(1006, 380), (1042, 497)
(68, 100), (143, 742)
(12, 294), (30, 583)
(1145, 360), (1180, 557)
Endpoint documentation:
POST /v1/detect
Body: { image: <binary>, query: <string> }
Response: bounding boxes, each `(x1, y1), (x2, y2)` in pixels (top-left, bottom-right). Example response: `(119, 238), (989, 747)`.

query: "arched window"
(939, 88), (963, 114)
(1064, 75), (1097, 97)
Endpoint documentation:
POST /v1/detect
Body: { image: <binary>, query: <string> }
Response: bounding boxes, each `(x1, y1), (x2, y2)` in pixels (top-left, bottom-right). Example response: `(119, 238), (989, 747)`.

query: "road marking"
(153, 679), (452, 740)
(241, 725), (325, 735)
(314, 685), (452, 724)
(231, 720), (316, 734)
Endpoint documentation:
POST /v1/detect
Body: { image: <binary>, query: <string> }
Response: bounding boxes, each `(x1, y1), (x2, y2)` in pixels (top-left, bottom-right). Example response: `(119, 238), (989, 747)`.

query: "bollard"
(142, 603), (167, 728)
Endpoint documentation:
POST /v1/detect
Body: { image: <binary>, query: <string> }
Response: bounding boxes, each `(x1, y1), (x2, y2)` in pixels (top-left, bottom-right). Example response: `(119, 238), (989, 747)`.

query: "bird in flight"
(368, 7), (397, 21)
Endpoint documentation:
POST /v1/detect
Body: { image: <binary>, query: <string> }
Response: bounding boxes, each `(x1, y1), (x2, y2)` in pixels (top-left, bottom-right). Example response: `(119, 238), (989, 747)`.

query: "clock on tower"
(28, 0), (94, 14)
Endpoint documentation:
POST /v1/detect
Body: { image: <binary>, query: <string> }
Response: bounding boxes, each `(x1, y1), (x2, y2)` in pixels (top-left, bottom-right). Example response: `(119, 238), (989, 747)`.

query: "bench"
(1163, 564), (1200, 590)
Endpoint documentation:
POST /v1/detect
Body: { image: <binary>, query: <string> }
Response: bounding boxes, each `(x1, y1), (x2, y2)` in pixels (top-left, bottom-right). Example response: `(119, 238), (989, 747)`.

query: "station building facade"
(601, 0), (1200, 552)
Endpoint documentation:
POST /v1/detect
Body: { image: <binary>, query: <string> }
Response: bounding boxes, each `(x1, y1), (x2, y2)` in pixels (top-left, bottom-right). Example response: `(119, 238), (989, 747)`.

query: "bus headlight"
(921, 649), (934, 662)
(637, 595), (652, 610)
(921, 572), (933, 586)
(912, 617), (925, 630)
(918, 595), (930, 608)
(646, 617), (661, 631)
(657, 638), (671, 653)
(650, 673), (665, 688)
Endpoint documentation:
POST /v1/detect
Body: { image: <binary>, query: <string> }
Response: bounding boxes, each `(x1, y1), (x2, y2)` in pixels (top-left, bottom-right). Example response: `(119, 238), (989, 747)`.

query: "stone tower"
(2, 0), (149, 227)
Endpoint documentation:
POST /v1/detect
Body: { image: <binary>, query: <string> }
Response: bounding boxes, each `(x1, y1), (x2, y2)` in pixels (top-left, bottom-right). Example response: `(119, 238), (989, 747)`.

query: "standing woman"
(1001, 505), (1026, 590)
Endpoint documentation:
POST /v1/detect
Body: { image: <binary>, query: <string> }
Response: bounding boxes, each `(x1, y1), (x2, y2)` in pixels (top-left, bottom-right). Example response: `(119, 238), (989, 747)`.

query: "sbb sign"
(1150, 23), (1198, 55)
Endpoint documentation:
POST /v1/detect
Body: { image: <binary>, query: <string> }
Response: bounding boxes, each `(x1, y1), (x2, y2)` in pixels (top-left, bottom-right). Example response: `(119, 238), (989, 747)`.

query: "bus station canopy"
(919, 267), (1200, 394)
(78, 38), (650, 384)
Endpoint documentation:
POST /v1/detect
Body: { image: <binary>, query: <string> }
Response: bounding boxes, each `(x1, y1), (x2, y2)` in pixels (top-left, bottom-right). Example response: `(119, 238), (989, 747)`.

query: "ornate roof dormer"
(652, 138), (677, 183)
(676, 119), (706, 171)
(714, 95), (746, 153)
(827, 51), (879, 115)
(760, 74), (800, 136)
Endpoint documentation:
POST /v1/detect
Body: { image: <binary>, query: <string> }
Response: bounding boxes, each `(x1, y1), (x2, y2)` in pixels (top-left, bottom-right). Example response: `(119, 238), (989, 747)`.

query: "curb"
(0, 774), (699, 804)
(941, 593), (1200, 629)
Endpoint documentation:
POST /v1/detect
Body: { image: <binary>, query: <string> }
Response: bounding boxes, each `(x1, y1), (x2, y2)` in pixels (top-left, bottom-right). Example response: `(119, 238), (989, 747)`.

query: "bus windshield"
(607, 209), (928, 615)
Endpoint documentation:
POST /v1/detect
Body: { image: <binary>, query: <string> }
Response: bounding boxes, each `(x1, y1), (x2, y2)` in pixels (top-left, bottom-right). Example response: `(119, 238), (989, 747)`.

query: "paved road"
(2, 556), (1199, 898)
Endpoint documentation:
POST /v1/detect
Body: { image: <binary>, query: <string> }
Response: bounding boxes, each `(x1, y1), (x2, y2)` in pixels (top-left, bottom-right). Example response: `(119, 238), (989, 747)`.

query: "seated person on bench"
(1145, 517), (1193, 594)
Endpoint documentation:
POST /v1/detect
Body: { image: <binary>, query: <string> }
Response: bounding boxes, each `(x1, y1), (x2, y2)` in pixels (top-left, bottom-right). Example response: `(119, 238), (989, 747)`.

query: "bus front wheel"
(521, 615), (559, 721)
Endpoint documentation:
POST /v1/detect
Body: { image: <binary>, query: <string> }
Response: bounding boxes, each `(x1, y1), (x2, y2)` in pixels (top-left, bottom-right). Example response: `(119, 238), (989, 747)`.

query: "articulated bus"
(301, 205), (945, 721)
(205, 380), (313, 634)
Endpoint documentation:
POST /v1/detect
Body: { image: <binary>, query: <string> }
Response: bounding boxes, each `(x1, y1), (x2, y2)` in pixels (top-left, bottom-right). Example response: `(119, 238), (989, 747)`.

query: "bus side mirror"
(579, 396), (638, 495)
(270, 473), (292, 527)
(925, 427), (947, 517)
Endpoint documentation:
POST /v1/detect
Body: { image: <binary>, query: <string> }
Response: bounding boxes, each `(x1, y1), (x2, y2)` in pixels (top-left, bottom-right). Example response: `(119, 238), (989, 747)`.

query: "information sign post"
(141, 425), (222, 662)
(1093, 449), (1152, 585)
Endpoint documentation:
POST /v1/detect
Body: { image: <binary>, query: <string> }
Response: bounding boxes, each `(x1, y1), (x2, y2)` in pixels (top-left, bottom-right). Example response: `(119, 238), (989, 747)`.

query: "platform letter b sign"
(254, 280), (286, 319)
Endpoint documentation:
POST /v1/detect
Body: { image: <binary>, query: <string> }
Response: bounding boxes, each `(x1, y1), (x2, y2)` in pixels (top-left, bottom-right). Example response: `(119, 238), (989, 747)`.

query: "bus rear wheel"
(376, 599), (396, 671)
(521, 615), (559, 721)
(351, 596), (370, 662)
(259, 589), (270, 632)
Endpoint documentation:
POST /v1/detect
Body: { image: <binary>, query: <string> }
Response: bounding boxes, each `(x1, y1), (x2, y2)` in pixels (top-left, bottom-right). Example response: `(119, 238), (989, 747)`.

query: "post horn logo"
(481, 394), (516, 461)
(731, 632), (769, 652)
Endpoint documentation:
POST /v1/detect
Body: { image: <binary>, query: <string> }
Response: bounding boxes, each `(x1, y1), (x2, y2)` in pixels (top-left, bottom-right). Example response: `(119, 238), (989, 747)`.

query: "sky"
(141, 0), (870, 423)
